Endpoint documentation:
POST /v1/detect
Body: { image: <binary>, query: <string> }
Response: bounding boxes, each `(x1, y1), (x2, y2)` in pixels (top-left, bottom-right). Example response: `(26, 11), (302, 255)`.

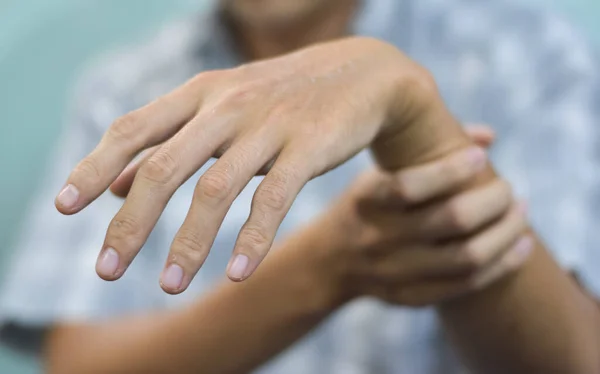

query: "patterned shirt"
(2, 0), (600, 373)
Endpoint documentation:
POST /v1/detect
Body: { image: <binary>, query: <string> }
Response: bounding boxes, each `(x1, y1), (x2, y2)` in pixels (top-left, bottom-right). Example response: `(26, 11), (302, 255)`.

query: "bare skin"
(50, 1), (600, 373)
(47, 131), (532, 374)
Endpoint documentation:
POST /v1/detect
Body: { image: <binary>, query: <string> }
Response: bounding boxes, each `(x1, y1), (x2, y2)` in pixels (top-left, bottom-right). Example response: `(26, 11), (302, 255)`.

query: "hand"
(313, 128), (531, 307)
(54, 37), (444, 293)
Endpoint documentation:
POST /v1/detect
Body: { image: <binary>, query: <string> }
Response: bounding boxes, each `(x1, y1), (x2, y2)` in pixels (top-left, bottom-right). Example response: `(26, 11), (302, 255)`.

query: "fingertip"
(160, 263), (187, 294)
(462, 146), (487, 173)
(160, 284), (186, 295)
(55, 184), (82, 214)
(466, 126), (496, 148)
(95, 247), (124, 281)
(513, 235), (534, 261)
(482, 133), (496, 146)
(226, 254), (251, 282)
(160, 282), (187, 295)
(96, 272), (123, 282)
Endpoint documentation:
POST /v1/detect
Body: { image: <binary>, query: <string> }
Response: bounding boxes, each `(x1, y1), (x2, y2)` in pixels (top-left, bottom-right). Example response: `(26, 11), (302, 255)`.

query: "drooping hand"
(55, 37), (455, 293)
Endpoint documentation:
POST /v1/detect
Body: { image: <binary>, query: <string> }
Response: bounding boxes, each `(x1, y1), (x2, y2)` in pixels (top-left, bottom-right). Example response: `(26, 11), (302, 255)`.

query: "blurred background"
(0, 0), (599, 372)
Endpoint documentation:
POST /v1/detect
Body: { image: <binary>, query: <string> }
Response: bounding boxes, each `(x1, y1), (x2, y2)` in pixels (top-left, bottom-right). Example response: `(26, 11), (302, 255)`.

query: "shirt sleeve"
(474, 7), (600, 298)
(0, 71), (166, 355)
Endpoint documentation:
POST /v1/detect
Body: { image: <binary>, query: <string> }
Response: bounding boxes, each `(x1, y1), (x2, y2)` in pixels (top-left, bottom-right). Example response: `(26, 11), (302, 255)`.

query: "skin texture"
(48, 2), (600, 372)
(46, 131), (531, 374)
(55, 37), (440, 291)
(51, 36), (600, 373)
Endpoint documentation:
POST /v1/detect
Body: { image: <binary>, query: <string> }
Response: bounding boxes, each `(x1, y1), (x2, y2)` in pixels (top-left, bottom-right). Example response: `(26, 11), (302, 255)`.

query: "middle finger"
(96, 113), (234, 281)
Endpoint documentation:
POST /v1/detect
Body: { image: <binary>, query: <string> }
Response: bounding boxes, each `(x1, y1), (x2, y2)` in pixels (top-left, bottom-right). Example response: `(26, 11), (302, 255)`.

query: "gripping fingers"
(368, 202), (526, 282)
(462, 234), (535, 293)
(443, 201), (529, 275)
(376, 235), (533, 307)
(380, 146), (487, 207)
(415, 178), (513, 240)
(402, 201), (528, 279)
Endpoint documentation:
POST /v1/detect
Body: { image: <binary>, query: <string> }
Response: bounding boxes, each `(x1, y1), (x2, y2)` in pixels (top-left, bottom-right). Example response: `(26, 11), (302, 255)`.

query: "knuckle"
(232, 63), (258, 78)
(192, 69), (223, 84)
(256, 177), (288, 213)
(239, 226), (270, 252)
(438, 157), (468, 183)
(445, 199), (475, 233)
(171, 230), (210, 264)
(186, 69), (227, 93)
(229, 85), (260, 105)
(108, 114), (141, 144)
(75, 157), (102, 184)
(235, 141), (263, 161)
(263, 102), (290, 124)
(457, 242), (487, 272)
(141, 151), (179, 186)
(219, 80), (263, 108)
(393, 176), (420, 204)
(197, 168), (233, 205)
(109, 214), (144, 248)
(398, 66), (439, 106)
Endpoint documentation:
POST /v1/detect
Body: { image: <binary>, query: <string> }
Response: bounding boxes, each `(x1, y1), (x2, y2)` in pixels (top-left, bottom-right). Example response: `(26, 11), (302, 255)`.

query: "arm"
(55, 35), (600, 372)
(393, 9), (600, 372)
(438, 243), (600, 374)
(45, 132), (525, 374)
(373, 76), (600, 373)
(46, 226), (343, 374)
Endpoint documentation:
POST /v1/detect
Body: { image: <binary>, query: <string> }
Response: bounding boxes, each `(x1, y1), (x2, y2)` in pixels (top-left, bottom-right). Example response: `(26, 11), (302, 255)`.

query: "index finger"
(54, 84), (202, 215)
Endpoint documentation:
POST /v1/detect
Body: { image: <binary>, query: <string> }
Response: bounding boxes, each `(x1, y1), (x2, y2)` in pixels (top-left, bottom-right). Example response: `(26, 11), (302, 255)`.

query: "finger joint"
(196, 168), (233, 206)
(171, 229), (210, 266)
(141, 150), (179, 186)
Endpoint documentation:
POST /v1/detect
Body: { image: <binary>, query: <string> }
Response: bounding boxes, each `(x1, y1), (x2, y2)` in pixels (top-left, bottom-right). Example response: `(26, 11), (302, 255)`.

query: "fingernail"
(56, 184), (79, 209)
(513, 236), (534, 260)
(228, 254), (249, 280)
(465, 147), (487, 171)
(161, 264), (184, 291)
(96, 248), (120, 277)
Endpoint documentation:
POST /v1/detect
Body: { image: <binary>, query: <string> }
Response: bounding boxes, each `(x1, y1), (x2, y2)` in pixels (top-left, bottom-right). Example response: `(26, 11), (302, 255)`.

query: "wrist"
(372, 64), (471, 171)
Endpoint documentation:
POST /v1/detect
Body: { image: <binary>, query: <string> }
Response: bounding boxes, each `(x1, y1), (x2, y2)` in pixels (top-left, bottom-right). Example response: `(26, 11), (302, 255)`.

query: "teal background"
(0, 1), (598, 372)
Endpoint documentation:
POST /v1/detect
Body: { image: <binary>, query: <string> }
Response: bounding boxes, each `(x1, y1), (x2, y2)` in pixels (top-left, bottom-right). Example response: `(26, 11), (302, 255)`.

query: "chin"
(223, 0), (329, 27)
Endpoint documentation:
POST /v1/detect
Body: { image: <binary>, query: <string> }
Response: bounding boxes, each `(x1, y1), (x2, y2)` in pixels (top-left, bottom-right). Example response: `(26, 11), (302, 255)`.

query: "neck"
(226, 0), (358, 61)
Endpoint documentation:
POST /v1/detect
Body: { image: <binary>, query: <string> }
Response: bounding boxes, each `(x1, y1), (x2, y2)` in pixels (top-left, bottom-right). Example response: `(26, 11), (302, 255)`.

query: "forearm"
(46, 227), (344, 374)
(373, 90), (600, 373)
(438, 240), (600, 374)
